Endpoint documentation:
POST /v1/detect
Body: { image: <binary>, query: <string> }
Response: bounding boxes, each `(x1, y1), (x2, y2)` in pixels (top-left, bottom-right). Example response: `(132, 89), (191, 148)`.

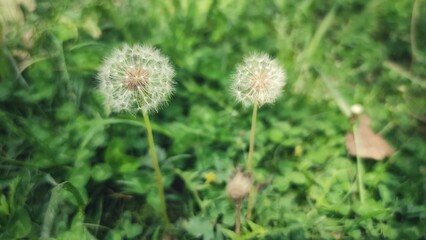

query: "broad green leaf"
(53, 181), (87, 208)
(353, 201), (388, 219)
(91, 163), (113, 182)
(56, 211), (96, 240)
(146, 188), (160, 215)
(246, 221), (267, 235)
(184, 216), (215, 240)
(8, 208), (31, 238)
(287, 172), (307, 185)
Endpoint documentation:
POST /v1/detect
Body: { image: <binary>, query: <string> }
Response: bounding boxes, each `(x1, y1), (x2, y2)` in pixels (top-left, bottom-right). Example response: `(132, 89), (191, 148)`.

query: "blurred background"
(1, 0), (425, 239)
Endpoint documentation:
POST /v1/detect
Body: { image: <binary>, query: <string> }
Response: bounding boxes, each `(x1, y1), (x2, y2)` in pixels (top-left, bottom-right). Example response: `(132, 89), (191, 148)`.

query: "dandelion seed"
(231, 53), (286, 107)
(97, 44), (175, 113)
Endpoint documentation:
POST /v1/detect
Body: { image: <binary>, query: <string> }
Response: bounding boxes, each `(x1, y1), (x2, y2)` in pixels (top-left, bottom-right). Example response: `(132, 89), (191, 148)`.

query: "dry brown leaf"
(0, 0), (35, 24)
(346, 115), (394, 160)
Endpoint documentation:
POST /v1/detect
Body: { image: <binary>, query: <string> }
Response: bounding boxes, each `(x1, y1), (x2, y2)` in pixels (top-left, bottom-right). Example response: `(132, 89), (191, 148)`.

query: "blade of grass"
(319, 74), (352, 118)
(2, 46), (28, 87)
(41, 180), (87, 240)
(50, 33), (76, 103)
(303, 6), (336, 60)
(410, 0), (423, 63)
(383, 61), (426, 88)
(174, 169), (205, 211)
(297, 6), (336, 90)
(79, 117), (172, 149)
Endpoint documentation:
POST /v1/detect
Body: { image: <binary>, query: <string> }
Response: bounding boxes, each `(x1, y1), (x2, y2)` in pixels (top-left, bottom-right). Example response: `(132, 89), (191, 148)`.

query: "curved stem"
(142, 111), (170, 225)
(246, 102), (258, 220)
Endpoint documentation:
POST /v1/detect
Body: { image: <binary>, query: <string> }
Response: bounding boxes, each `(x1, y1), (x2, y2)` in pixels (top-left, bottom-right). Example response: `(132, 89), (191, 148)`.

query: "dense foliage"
(1, 0), (425, 239)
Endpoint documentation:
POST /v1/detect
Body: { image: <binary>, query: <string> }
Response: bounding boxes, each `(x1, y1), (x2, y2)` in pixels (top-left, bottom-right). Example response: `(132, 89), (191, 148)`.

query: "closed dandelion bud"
(227, 169), (252, 200)
(231, 53), (286, 107)
(97, 44), (175, 113)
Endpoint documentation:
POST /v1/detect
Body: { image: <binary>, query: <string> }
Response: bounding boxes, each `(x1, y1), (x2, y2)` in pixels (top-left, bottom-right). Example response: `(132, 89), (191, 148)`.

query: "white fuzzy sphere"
(98, 44), (175, 113)
(350, 104), (363, 116)
(231, 53), (286, 107)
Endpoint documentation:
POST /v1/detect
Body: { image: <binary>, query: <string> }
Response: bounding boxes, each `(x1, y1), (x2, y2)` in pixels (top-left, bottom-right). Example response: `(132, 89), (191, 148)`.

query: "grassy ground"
(1, 0), (426, 239)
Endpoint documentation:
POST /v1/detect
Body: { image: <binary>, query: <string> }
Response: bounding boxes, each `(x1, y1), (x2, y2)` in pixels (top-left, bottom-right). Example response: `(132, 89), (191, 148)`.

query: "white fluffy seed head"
(97, 44), (175, 114)
(231, 53), (286, 107)
(350, 104), (363, 116)
(226, 169), (252, 200)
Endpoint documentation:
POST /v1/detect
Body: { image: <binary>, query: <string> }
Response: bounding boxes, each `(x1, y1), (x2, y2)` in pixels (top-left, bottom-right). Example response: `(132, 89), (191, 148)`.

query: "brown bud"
(226, 169), (252, 200)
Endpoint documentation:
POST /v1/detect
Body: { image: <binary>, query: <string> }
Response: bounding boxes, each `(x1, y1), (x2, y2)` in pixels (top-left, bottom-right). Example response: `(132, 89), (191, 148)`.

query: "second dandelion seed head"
(227, 168), (252, 200)
(232, 53), (286, 107)
(98, 44), (175, 114)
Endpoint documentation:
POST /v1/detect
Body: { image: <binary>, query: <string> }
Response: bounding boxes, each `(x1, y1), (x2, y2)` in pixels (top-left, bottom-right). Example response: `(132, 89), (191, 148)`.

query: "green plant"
(1, 0), (425, 239)
(226, 168), (252, 235)
(97, 44), (175, 225)
(231, 53), (286, 222)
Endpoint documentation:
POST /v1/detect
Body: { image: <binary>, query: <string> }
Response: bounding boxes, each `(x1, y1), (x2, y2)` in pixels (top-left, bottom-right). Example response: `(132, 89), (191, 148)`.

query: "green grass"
(1, 0), (426, 239)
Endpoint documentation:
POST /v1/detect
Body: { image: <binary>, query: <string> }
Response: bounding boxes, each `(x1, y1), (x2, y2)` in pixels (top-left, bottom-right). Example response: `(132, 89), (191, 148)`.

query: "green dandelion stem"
(246, 186), (256, 221)
(246, 102), (258, 221)
(143, 111), (170, 224)
(353, 120), (366, 204)
(235, 199), (242, 235)
(247, 102), (258, 174)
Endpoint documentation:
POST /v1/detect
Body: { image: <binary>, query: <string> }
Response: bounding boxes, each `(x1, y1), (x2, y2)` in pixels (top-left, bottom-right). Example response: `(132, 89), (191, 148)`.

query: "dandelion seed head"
(350, 104), (363, 116)
(226, 168), (252, 200)
(97, 44), (175, 113)
(231, 53), (286, 107)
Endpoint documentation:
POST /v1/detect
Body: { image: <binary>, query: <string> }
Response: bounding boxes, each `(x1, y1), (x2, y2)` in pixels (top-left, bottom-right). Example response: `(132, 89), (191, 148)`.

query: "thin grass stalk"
(410, 0), (422, 63)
